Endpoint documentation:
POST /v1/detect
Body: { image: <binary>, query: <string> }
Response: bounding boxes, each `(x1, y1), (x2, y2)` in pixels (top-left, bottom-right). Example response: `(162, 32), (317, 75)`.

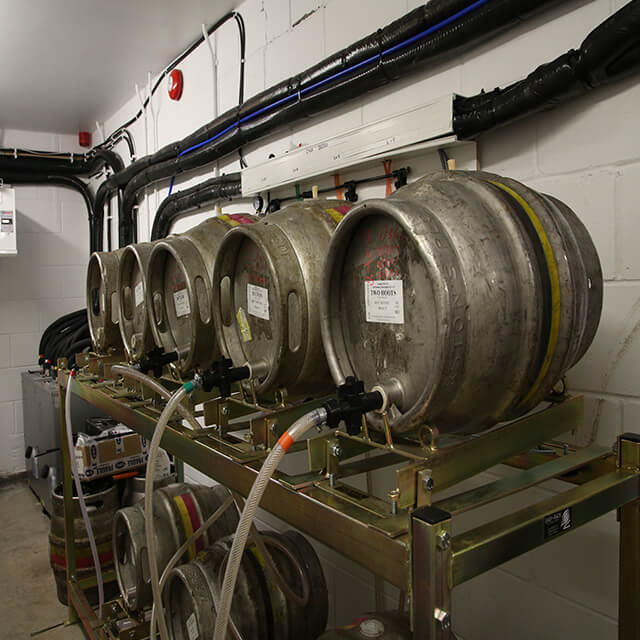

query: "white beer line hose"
(110, 365), (202, 432)
(213, 407), (328, 640)
(145, 382), (195, 640)
(134, 370), (328, 640)
(65, 372), (105, 619)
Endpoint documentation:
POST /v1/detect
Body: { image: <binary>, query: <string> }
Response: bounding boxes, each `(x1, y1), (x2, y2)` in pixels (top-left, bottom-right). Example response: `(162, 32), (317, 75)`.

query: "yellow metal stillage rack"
(58, 354), (640, 639)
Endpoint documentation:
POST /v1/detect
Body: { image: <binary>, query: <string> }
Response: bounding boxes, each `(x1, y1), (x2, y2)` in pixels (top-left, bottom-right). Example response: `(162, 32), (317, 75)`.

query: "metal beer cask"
(121, 471), (177, 506)
(112, 482), (238, 611)
(48, 480), (120, 605)
(117, 242), (156, 362)
(146, 214), (256, 374)
(320, 171), (602, 435)
(87, 248), (126, 353)
(212, 200), (351, 399)
(164, 530), (328, 640)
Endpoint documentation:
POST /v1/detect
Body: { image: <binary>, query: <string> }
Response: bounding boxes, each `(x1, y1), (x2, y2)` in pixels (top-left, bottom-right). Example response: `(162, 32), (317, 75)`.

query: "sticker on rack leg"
(173, 289), (191, 317)
(364, 280), (404, 324)
(237, 307), (252, 342)
(247, 283), (269, 320)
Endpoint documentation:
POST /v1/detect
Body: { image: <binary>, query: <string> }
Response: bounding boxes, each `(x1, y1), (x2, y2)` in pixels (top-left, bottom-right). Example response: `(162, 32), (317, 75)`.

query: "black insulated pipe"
(97, 0), (490, 187)
(150, 174), (242, 240)
(453, 0), (640, 138)
(0, 148), (123, 176)
(0, 148), (122, 253)
(39, 309), (86, 362)
(102, 0), (565, 246)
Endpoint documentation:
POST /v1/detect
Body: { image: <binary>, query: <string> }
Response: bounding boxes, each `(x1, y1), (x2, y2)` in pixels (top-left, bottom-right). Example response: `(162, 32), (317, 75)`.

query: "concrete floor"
(0, 478), (85, 640)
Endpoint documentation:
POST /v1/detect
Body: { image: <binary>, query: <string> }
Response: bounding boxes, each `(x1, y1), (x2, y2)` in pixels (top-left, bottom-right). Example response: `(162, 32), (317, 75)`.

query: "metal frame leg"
(618, 433), (640, 640)
(411, 506), (453, 640)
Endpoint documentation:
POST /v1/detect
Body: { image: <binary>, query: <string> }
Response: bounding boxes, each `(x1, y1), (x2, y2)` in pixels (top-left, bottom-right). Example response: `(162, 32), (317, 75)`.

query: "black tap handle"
(201, 357), (251, 398)
(324, 376), (383, 435)
(139, 347), (178, 378)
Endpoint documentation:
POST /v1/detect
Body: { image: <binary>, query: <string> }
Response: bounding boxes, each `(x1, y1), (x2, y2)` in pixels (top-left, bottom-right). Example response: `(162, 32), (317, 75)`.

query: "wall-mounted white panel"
(241, 95), (455, 195)
(0, 188), (17, 256)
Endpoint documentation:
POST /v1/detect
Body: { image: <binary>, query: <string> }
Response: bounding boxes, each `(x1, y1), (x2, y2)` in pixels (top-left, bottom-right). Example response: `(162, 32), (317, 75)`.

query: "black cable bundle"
(150, 173), (243, 239)
(39, 309), (91, 371)
(453, 0), (640, 138)
(89, 0), (564, 249)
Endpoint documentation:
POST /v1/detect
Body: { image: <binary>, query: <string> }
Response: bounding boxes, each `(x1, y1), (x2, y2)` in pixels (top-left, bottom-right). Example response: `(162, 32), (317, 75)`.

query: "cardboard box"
(74, 425), (148, 480)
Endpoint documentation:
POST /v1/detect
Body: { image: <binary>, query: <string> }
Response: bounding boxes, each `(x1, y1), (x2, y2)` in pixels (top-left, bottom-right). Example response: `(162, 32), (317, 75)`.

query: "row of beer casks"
(87, 171), (603, 437)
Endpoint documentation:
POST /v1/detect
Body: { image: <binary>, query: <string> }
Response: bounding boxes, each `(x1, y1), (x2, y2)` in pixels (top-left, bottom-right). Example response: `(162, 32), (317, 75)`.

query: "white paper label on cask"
(364, 280), (404, 324)
(247, 283), (269, 320)
(173, 289), (191, 317)
(134, 281), (144, 307)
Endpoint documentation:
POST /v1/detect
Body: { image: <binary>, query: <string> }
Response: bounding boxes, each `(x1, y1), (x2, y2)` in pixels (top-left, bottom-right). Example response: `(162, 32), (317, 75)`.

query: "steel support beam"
(451, 471), (640, 587)
(618, 433), (640, 640)
(411, 506), (453, 640)
(436, 444), (610, 515)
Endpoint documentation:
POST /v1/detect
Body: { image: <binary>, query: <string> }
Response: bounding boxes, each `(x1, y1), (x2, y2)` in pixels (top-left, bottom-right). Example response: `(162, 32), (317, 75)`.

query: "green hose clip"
(183, 381), (195, 394)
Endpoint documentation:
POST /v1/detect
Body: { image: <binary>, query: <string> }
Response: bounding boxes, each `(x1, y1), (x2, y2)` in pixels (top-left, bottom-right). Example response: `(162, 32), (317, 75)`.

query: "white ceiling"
(0, 0), (237, 134)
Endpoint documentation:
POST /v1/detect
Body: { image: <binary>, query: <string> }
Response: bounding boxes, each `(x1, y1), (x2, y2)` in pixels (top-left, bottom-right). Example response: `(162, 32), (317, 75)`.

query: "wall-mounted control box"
(0, 187), (17, 255)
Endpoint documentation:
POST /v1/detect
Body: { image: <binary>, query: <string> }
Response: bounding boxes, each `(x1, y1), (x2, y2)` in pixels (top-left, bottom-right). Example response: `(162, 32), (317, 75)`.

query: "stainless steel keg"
(164, 530), (328, 640)
(146, 214), (256, 374)
(212, 201), (352, 399)
(112, 482), (238, 611)
(117, 242), (156, 362)
(86, 248), (126, 353)
(320, 171), (602, 435)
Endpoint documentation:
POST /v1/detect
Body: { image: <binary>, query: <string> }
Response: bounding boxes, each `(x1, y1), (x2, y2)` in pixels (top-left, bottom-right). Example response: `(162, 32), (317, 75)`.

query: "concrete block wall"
(93, 0), (637, 635)
(0, 129), (88, 476)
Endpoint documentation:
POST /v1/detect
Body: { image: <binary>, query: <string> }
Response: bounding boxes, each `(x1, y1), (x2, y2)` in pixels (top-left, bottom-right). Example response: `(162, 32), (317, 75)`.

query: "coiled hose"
(64, 373), (104, 619)
(213, 407), (328, 640)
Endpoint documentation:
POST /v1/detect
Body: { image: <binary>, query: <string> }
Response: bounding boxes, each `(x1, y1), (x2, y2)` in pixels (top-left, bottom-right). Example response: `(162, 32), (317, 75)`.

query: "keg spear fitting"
(135, 346), (178, 378)
(323, 376), (383, 436)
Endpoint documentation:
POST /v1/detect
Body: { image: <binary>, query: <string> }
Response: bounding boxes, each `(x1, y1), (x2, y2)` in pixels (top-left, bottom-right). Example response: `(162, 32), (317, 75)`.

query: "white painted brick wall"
(0, 129), (88, 476)
(93, 0), (638, 635)
(615, 162), (640, 279)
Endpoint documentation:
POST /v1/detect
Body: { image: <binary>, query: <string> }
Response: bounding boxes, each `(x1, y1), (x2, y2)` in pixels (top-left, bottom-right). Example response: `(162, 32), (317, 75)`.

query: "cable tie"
(13, 148), (17, 159)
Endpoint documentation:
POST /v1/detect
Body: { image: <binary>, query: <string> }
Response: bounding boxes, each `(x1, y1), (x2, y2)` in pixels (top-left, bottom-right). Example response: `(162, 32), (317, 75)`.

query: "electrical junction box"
(0, 186), (17, 255)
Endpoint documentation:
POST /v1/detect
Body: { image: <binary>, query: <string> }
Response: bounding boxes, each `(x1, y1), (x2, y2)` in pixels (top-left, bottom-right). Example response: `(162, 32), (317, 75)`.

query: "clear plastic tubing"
(213, 407), (327, 640)
(145, 382), (194, 640)
(111, 365), (202, 432)
(65, 373), (105, 619)
(149, 494), (234, 640)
